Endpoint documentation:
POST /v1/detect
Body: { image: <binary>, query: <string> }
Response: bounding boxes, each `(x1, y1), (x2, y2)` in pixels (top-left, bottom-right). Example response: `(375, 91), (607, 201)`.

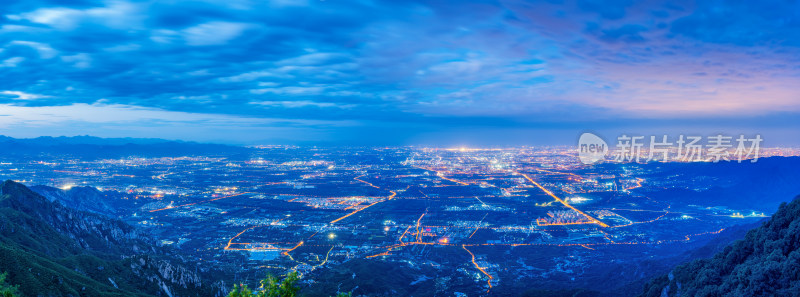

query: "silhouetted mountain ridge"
(0, 135), (183, 146)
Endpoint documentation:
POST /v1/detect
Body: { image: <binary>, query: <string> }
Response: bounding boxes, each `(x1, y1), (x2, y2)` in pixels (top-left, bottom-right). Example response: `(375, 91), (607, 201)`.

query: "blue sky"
(1, 0), (799, 145)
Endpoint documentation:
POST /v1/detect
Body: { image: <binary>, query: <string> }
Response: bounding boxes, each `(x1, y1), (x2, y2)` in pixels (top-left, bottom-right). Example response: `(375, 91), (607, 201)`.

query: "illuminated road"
(462, 245), (493, 292)
(519, 173), (609, 228)
(283, 241), (304, 256)
(625, 177), (645, 190)
(330, 175), (397, 224)
(330, 190), (397, 224)
(414, 212), (426, 243)
(412, 165), (470, 185)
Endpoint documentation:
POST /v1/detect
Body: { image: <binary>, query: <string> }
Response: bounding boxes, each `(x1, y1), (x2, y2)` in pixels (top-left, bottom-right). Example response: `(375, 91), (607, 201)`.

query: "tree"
(0, 272), (19, 297)
(228, 271), (301, 297)
(262, 271), (300, 297)
(228, 283), (254, 297)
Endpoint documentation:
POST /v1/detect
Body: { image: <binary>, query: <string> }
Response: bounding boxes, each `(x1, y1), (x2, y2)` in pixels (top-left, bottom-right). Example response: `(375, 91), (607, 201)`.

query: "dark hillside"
(640, 194), (800, 297)
(0, 180), (225, 297)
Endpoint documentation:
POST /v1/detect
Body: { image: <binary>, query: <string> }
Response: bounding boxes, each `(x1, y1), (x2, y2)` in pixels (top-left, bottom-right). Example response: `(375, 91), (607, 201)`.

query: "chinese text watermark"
(578, 133), (762, 165)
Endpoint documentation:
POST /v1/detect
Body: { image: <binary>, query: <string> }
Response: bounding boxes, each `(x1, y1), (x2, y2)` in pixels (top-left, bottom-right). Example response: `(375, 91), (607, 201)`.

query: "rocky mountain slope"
(30, 185), (119, 217)
(0, 180), (226, 297)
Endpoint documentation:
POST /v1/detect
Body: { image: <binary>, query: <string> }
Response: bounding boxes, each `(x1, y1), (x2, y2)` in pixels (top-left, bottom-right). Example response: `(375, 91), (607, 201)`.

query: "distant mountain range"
(0, 180), (227, 297)
(0, 135), (249, 159)
(0, 136), (187, 146)
(641, 195), (800, 296)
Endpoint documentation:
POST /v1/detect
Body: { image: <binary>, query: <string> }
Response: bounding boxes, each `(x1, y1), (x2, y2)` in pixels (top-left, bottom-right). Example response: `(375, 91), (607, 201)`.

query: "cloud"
(250, 86), (326, 95)
(0, 103), (340, 125)
(250, 100), (351, 108)
(275, 52), (351, 66)
(0, 0), (798, 144)
(8, 41), (58, 59)
(596, 24), (648, 43)
(7, 0), (143, 30)
(0, 103), (356, 143)
(61, 53), (91, 68)
(670, 1), (800, 46)
(1, 91), (51, 100)
(0, 57), (25, 67)
(218, 70), (287, 83)
(182, 21), (253, 46)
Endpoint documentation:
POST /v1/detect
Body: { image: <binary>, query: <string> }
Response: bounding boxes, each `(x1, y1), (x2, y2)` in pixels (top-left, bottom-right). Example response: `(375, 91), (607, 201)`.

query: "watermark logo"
(577, 133), (763, 165)
(578, 132), (608, 165)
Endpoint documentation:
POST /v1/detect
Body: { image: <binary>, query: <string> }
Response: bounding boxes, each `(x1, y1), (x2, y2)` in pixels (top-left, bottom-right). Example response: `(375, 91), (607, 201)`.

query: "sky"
(0, 0), (799, 146)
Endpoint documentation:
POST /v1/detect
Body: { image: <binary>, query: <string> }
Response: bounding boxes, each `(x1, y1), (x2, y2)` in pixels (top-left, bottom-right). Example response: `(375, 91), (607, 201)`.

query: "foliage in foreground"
(0, 272), (19, 297)
(228, 272), (351, 297)
(228, 272), (301, 297)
